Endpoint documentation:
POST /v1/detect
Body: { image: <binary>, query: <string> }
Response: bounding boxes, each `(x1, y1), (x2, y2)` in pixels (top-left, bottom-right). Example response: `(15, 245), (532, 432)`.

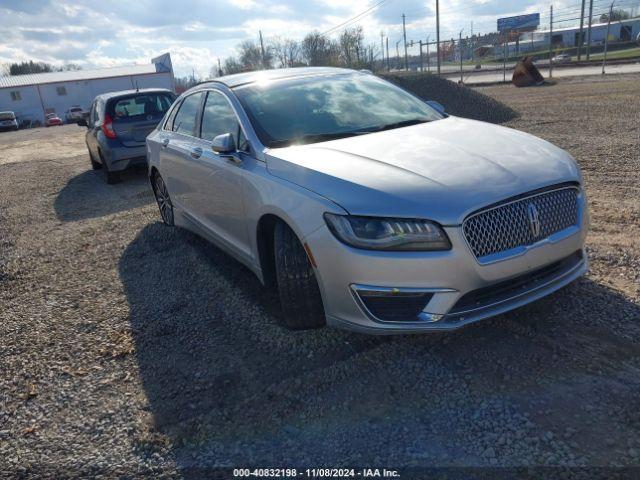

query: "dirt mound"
(382, 72), (519, 124)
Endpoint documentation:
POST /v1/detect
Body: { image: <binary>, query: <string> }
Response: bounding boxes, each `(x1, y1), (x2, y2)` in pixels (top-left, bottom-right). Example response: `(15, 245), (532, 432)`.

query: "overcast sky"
(0, 0), (591, 77)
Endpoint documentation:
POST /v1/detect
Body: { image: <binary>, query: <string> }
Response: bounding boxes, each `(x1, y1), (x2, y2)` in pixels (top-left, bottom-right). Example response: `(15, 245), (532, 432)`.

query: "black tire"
(101, 153), (120, 184)
(152, 172), (174, 226)
(273, 221), (325, 330)
(89, 149), (102, 170)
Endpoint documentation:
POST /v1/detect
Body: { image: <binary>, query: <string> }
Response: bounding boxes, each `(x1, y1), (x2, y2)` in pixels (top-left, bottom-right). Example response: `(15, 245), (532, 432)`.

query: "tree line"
(1, 61), (82, 76)
(212, 26), (381, 77)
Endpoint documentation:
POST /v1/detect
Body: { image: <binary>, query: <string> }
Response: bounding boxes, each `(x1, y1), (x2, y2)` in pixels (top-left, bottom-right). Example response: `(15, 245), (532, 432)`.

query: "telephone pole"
(602, 2), (614, 74)
(549, 5), (554, 78)
(436, 0), (441, 74)
(380, 31), (385, 70)
(577, 0), (586, 60)
(586, 0), (595, 60)
(259, 30), (267, 68)
(386, 37), (390, 70)
(402, 14), (409, 71)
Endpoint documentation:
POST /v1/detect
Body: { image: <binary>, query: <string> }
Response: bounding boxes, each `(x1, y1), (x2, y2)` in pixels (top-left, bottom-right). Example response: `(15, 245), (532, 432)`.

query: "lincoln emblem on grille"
(527, 203), (541, 238)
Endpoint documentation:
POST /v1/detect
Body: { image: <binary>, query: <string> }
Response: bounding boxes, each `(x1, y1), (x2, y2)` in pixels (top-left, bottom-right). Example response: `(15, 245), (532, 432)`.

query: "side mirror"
(427, 100), (446, 115)
(212, 133), (236, 154)
(77, 118), (87, 127)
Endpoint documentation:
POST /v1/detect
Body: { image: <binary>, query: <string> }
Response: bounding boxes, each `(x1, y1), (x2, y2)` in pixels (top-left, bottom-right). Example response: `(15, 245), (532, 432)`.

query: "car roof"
(94, 88), (174, 102)
(200, 67), (359, 89)
(0, 111), (15, 115)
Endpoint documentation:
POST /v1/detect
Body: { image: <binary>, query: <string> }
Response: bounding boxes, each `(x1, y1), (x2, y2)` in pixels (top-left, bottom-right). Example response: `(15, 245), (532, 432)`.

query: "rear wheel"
(273, 221), (325, 330)
(88, 149), (102, 170)
(101, 152), (120, 184)
(152, 172), (174, 226)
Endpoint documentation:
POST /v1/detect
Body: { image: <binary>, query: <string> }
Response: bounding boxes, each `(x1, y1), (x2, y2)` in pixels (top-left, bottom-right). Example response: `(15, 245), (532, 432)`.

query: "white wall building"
(495, 18), (640, 58)
(0, 53), (175, 125)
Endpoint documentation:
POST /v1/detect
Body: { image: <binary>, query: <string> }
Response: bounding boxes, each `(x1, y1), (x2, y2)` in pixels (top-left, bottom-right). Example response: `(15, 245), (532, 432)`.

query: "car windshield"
(0, 112), (16, 120)
(234, 73), (444, 148)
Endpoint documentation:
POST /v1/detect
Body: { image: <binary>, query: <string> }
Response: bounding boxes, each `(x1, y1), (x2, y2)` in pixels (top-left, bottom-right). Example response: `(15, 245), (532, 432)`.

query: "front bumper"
(305, 198), (589, 334)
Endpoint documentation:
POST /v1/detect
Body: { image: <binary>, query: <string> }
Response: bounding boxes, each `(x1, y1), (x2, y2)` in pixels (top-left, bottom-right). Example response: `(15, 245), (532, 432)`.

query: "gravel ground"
(1, 75), (639, 479)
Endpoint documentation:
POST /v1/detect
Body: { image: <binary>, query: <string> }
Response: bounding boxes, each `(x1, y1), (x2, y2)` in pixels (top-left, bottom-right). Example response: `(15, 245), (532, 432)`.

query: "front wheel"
(273, 221), (326, 330)
(152, 173), (174, 226)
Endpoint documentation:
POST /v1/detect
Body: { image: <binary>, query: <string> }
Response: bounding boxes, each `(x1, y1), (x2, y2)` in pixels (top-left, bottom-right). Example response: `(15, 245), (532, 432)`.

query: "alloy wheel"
(154, 174), (174, 226)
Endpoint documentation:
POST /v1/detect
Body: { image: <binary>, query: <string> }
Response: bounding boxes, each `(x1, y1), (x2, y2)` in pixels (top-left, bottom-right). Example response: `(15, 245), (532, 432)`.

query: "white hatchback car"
(146, 68), (589, 334)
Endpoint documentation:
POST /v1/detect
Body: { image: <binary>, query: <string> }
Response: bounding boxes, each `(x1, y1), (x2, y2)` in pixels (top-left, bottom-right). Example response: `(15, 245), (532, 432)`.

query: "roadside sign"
(498, 13), (540, 32)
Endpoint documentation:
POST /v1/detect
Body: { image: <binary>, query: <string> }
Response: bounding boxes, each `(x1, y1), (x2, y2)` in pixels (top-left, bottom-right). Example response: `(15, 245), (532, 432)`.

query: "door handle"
(190, 147), (203, 159)
(161, 138), (170, 148)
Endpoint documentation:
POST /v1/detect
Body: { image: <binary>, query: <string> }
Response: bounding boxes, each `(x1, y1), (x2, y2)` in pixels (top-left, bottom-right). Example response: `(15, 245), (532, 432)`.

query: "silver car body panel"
(146, 68), (589, 334)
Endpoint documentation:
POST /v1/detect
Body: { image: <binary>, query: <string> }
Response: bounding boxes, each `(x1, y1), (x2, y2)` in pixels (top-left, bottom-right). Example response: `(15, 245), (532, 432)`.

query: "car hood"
(265, 116), (581, 225)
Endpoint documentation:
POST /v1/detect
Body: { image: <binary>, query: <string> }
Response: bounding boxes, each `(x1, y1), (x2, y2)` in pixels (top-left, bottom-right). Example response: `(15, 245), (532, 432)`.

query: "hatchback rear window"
(110, 93), (174, 120)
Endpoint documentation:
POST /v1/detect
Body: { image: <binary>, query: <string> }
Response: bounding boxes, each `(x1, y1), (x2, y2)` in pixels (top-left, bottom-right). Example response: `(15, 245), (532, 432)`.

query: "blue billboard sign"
(497, 13), (540, 32)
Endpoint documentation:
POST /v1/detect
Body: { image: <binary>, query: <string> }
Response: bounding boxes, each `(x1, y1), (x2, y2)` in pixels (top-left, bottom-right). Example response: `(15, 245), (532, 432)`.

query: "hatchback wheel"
(88, 150), (102, 170)
(153, 173), (174, 226)
(273, 221), (325, 330)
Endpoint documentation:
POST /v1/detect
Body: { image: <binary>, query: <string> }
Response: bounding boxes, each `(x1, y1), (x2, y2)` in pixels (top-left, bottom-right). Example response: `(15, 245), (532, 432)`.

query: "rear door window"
(172, 92), (204, 136)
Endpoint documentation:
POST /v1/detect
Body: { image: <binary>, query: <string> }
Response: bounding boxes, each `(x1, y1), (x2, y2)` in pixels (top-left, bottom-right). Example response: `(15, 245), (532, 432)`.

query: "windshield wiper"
(363, 118), (430, 133)
(268, 131), (369, 148)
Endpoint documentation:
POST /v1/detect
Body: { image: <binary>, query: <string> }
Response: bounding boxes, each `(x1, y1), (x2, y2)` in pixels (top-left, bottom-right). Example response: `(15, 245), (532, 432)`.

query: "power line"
(321, 0), (392, 37)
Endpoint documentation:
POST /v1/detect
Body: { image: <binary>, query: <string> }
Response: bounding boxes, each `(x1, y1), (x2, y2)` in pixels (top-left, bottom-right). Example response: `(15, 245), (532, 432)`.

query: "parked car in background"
(45, 113), (63, 127)
(79, 88), (176, 184)
(552, 53), (571, 64)
(65, 106), (85, 124)
(0, 111), (19, 131)
(146, 67), (589, 334)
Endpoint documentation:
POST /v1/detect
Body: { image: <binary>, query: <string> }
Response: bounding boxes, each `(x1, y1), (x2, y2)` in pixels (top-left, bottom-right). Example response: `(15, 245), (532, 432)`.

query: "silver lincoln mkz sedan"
(146, 67), (589, 333)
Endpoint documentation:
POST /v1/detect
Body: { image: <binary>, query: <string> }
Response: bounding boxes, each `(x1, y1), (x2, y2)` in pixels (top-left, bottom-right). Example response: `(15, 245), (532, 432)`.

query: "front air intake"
(352, 287), (434, 322)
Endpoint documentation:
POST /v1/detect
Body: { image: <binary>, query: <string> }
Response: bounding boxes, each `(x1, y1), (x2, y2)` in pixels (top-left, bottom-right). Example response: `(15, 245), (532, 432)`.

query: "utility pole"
(380, 31), (385, 71)
(217, 58), (222, 77)
(402, 14), (409, 71)
(259, 30), (267, 68)
(471, 21), (474, 62)
(396, 40), (401, 69)
(426, 36), (431, 72)
(436, 0), (441, 74)
(549, 5), (554, 78)
(577, 0), (586, 60)
(586, 0), (594, 60)
(459, 31), (464, 83)
(386, 37), (390, 70)
(603, 2), (614, 74)
(419, 40), (424, 72)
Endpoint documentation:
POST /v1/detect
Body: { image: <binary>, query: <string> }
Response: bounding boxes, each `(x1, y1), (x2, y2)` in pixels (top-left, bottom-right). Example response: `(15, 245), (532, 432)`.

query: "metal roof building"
(0, 53), (175, 125)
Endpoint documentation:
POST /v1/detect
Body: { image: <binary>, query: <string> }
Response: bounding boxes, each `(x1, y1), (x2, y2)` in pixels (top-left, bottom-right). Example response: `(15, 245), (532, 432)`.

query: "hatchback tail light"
(102, 113), (117, 139)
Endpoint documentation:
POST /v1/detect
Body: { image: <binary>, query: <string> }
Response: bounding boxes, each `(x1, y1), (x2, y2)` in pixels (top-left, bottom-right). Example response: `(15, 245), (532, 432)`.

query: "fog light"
(351, 285), (434, 322)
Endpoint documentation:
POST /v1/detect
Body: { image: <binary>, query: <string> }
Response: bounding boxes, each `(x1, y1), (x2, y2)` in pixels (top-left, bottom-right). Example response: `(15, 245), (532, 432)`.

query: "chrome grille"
(463, 187), (580, 260)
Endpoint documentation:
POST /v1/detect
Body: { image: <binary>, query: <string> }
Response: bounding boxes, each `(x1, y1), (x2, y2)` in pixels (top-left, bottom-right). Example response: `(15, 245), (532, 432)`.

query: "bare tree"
(223, 57), (244, 75)
(270, 36), (302, 68)
(339, 26), (365, 67)
(238, 39), (272, 70)
(301, 31), (339, 66)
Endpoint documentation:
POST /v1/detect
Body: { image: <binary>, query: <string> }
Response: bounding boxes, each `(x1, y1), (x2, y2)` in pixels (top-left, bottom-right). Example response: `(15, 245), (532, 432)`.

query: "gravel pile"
(382, 72), (519, 124)
(1, 76), (639, 478)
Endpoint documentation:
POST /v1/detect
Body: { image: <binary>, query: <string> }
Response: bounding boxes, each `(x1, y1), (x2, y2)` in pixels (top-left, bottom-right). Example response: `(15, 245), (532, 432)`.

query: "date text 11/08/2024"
(232, 468), (401, 478)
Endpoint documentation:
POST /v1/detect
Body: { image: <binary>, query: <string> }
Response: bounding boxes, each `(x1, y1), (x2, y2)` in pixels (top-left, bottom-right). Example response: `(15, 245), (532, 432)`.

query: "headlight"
(324, 213), (451, 251)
